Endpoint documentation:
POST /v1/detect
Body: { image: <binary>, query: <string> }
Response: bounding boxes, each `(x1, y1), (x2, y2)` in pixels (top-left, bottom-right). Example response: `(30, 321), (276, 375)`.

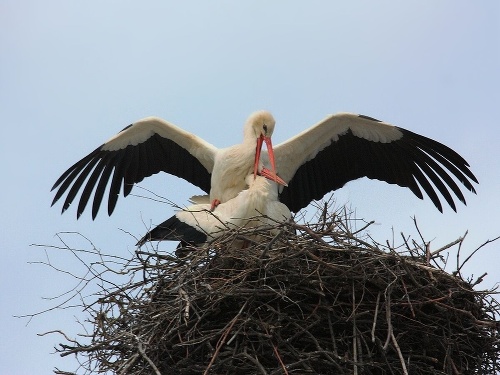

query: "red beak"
(254, 135), (278, 181)
(259, 167), (288, 186)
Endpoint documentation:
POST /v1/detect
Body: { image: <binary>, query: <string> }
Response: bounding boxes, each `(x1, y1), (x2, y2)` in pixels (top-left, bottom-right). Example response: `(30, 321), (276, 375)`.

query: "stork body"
(136, 175), (291, 247)
(210, 136), (261, 205)
(52, 111), (478, 219)
(51, 111), (277, 219)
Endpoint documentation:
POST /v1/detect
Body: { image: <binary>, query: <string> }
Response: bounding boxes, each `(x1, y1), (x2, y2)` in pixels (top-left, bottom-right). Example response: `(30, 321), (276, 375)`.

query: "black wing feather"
(94, 159), (115, 219)
(61, 156), (103, 215)
(51, 147), (101, 207)
(52, 133), (212, 219)
(77, 157), (111, 218)
(400, 128), (477, 192)
(123, 146), (140, 197)
(408, 160), (444, 212)
(136, 215), (208, 247)
(107, 151), (127, 218)
(279, 128), (477, 212)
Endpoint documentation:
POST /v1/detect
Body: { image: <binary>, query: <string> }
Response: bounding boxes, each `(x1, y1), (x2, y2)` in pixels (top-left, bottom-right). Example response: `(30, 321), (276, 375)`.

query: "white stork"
(136, 174), (291, 247)
(51, 111), (477, 218)
(51, 111), (280, 219)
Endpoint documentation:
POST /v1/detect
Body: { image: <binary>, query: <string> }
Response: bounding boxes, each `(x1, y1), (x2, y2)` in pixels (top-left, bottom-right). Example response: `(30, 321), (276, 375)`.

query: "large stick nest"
(54, 206), (500, 374)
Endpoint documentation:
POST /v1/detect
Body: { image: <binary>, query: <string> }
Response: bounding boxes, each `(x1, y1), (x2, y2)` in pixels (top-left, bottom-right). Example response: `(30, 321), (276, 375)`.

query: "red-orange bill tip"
(260, 167), (287, 187)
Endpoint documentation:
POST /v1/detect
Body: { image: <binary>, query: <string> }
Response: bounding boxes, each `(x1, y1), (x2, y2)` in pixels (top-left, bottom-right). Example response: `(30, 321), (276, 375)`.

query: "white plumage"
(137, 174), (291, 247)
(271, 113), (477, 212)
(52, 111), (278, 219)
(52, 110), (478, 219)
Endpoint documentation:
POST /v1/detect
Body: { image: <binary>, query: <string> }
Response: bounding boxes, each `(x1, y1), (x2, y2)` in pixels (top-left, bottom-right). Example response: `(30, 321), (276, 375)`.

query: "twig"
(203, 300), (249, 375)
(352, 282), (358, 375)
(37, 330), (79, 345)
(371, 292), (381, 343)
(179, 287), (190, 324)
(430, 233), (467, 258)
(391, 331), (408, 375)
(272, 343), (289, 375)
(137, 341), (162, 375)
(457, 236), (500, 274)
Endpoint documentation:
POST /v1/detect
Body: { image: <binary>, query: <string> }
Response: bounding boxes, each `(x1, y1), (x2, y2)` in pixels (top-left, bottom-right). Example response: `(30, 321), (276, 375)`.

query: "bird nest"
(52, 207), (500, 375)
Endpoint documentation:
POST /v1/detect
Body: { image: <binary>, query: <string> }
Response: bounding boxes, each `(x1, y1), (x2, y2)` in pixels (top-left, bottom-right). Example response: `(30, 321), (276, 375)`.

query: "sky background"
(1, 1), (499, 374)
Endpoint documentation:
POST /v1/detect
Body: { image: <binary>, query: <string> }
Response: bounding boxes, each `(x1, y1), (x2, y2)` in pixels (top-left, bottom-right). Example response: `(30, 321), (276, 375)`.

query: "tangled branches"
(47, 207), (499, 374)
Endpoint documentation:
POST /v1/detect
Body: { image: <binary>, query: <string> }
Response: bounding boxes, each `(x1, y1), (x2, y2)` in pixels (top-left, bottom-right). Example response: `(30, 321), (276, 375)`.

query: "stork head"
(244, 111), (277, 182)
(244, 110), (276, 140)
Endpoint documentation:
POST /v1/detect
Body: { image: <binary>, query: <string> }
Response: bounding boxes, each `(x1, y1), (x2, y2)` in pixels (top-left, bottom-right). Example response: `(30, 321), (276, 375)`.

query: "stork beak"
(253, 135), (264, 179)
(254, 135), (279, 182)
(259, 167), (288, 186)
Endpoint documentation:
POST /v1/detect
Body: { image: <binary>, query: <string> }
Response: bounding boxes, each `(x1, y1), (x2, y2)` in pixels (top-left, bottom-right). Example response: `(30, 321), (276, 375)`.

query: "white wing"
(274, 113), (477, 212)
(52, 116), (218, 219)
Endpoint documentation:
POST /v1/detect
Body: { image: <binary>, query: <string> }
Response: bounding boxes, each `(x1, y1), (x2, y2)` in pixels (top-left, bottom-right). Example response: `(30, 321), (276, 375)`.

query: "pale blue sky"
(1, 1), (499, 374)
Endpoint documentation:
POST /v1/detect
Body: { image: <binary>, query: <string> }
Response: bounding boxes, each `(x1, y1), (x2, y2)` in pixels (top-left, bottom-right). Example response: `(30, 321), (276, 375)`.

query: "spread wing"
(51, 116), (218, 219)
(274, 113), (478, 212)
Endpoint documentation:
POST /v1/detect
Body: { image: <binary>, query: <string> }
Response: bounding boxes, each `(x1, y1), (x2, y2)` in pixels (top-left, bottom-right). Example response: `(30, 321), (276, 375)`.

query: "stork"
(51, 111), (477, 218)
(51, 111), (281, 219)
(136, 174), (291, 247)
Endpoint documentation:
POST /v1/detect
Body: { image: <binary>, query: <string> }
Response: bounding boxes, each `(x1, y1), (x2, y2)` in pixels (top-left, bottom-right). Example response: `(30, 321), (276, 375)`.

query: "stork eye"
(263, 124), (268, 134)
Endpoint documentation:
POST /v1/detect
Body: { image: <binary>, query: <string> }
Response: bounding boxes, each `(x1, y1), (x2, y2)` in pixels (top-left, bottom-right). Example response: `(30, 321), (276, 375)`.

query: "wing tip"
(357, 114), (382, 122)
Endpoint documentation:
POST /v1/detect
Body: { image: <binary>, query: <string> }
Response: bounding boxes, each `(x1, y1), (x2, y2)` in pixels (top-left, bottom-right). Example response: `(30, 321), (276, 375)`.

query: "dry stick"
(341, 230), (376, 249)
(292, 222), (329, 244)
(226, 317), (249, 345)
(117, 353), (140, 374)
(137, 341), (162, 375)
(261, 223), (289, 259)
(327, 311), (340, 359)
(430, 234), (467, 258)
(352, 282), (358, 375)
(203, 300), (249, 375)
(425, 242), (431, 265)
(54, 370), (81, 375)
(321, 202), (328, 229)
(455, 236), (464, 277)
(240, 348), (268, 375)
(400, 232), (412, 252)
(400, 279), (416, 318)
(471, 272), (488, 287)
(272, 343), (289, 375)
(391, 251), (422, 288)
(450, 358), (461, 375)
(383, 290), (392, 350)
(179, 288), (190, 324)
(412, 216), (426, 245)
(38, 330), (79, 344)
(390, 331), (408, 375)
(457, 236), (500, 274)
(371, 292), (381, 343)
(351, 220), (376, 236)
(434, 301), (499, 327)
